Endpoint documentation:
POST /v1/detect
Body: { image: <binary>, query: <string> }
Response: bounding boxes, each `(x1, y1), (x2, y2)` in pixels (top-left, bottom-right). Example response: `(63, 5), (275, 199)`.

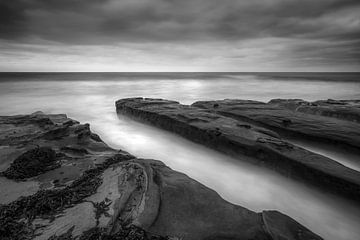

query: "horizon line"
(1, 71), (360, 73)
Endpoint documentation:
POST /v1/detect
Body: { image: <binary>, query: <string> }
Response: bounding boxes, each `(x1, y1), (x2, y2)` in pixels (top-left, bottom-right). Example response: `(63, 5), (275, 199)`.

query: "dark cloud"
(1, 0), (359, 42)
(0, 0), (359, 71)
(0, 1), (28, 38)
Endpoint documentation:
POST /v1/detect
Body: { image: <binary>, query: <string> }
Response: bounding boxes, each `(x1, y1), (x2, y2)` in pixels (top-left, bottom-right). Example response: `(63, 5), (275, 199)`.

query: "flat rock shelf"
(116, 97), (360, 202)
(0, 112), (322, 240)
(192, 99), (360, 148)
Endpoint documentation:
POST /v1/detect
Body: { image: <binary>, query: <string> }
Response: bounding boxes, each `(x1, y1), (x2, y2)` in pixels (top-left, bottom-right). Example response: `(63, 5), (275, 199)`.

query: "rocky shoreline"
(116, 97), (360, 202)
(192, 99), (360, 148)
(0, 112), (322, 239)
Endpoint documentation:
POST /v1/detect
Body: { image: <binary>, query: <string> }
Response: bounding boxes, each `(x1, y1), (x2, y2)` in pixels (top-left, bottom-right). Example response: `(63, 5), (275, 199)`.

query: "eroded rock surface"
(270, 99), (360, 123)
(193, 99), (360, 148)
(116, 98), (360, 202)
(0, 112), (322, 240)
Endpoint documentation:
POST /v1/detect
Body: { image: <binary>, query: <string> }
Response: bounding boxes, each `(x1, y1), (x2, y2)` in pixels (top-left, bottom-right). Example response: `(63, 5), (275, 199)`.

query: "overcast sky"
(0, 0), (359, 72)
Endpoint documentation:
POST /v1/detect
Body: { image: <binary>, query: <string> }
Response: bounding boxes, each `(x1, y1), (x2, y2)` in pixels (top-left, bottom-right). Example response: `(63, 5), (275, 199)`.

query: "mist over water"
(1, 73), (360, 240)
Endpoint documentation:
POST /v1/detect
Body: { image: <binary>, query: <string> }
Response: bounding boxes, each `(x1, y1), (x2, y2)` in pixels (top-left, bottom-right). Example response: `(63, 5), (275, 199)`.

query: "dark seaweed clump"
(0, 153), (134, 240)
(49, 225), (169, 240)
(2, 147), (59, 180)
(0, 219), (37, 240)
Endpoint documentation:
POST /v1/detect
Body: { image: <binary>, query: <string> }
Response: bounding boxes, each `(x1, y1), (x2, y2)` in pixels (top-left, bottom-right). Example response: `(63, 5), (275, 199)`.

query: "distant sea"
(1, 72), (360, 240)
(0, 71), (360, 82)
(1, 72), (359, 106)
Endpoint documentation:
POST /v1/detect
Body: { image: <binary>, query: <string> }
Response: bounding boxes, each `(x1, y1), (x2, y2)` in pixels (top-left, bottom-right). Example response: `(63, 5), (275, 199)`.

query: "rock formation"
(269, 99), (360, 123)
(0, 112), (323, 240)
(116, 98), (360, 202)
(192, 99), (360, 148)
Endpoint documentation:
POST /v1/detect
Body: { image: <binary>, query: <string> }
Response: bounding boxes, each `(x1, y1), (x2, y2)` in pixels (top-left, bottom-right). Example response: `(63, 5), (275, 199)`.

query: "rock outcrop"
(192, 99), (360, 148)
(0, 112), (323, 240)
(116, 98), (360, 202)
(269, 99), (360, 123)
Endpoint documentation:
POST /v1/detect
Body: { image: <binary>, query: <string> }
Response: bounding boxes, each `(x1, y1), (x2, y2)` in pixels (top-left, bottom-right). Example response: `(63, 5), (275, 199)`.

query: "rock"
(112, 158), (322, 240)
(0, 112), (125, 204)
(269, 99), (360, 123)
(0, 112), (323, 240)
(262, 211), (321, 240)
(116, 98), (360, 202)
(193, 99), (360, 148)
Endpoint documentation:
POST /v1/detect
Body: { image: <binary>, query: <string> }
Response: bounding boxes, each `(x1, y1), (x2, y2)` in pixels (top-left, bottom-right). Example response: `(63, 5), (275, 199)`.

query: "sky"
(0, 0), (359, 72)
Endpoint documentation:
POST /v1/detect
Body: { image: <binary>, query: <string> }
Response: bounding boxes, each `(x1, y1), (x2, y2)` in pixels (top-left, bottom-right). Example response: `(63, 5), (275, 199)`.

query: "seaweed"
(50, 225), (169, 240)
(2, 147), (60, 180)
(0, 166), (102, 222)
(0, 219), (37, 240)
(0, 153), (134, 240)
(90, 198), (112, 226)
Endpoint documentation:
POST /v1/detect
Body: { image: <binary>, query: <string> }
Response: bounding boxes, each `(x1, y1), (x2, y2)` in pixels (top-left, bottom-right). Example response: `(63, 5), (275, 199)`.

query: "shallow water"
(0, 73), (360, 240)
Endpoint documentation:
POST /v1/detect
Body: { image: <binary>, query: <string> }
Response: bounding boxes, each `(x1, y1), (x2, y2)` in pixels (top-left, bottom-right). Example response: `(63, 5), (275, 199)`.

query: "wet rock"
(193, 99), (360, 148)
(62, 120), (79, 127)
(116, 97), (360, 202)
(0, 111), (323, 240)
(49, 225), (168, 240)
(90, 133), (103, 142)
(60, 146), (89, 155)
(263, 211), (321, 240)
(42, 127), (70, 140)
(0, 155), (133, 240)
(269, 99), (360, 123)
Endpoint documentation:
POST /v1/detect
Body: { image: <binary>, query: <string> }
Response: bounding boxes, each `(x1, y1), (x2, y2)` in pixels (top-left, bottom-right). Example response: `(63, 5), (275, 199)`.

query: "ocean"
(1, 72), (360, 240)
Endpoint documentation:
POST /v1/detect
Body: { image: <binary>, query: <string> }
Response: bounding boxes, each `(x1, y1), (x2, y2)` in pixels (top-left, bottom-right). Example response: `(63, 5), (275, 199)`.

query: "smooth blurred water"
(0, 73), (360, 240)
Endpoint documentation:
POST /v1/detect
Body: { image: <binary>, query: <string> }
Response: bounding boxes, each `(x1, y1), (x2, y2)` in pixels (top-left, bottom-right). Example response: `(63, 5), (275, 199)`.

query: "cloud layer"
(0, 0), (359, 71)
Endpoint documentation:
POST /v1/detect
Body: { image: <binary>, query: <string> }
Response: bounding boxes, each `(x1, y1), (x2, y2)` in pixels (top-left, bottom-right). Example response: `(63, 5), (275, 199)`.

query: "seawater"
(1, 72), (360, 240)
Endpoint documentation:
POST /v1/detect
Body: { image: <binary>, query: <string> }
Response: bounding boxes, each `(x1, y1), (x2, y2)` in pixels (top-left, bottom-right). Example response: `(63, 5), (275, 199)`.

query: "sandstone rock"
(269, 99), (360, 123)
(116, 98), (360, 201)
(0, 112), (323, 240)
(192, 99), (360, 148)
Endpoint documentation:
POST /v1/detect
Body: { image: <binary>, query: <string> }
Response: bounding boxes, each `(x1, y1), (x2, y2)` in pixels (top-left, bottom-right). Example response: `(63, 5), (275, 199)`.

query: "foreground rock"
(193, 99), (360, 148)
(0, 111), (117, 199)
(0, 112), (322, 240)
(116, 98), (360, 202)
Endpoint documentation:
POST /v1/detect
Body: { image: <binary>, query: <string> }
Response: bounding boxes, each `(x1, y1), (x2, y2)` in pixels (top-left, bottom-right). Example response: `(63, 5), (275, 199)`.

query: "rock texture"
(0, 111), (118, 199)
(116, 98), (360, 202)
(0, 112), (323, 240)
(193, 99), (360, 148)
(270, 99), (360, 123)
